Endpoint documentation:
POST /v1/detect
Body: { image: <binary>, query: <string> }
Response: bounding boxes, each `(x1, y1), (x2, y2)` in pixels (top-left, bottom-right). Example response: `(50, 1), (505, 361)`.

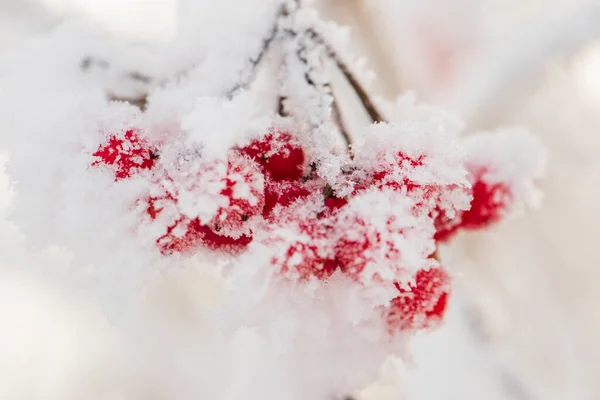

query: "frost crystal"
(0, 1), (545, 399)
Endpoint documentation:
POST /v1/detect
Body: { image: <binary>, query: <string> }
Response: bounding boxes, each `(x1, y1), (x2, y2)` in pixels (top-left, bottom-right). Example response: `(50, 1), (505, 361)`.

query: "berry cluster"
(91, 122), (539, 334)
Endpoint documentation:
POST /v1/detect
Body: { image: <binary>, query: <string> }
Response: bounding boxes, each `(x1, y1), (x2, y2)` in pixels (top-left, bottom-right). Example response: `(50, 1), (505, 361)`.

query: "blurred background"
(1, 0), (599, 399)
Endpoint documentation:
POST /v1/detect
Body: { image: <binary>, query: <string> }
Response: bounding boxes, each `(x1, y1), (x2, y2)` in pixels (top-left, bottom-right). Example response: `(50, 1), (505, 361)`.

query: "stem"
(108, 93), (148, 111)
(225, 3), (287, 98)
(285, 24), (351, 150)
(307, 29), (386, 123)
(80, 56), (153, 84)
(329, 84), (352, 152)
(277, 95), (289, 117)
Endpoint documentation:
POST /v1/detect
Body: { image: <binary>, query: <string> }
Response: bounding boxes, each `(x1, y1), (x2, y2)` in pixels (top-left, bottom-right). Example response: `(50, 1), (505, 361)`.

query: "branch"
(225, 3), (287, 98)
(81, 56), (152, 110)
(108, 93), (148, 111)
(329, 84), (353, 152)
(281, 24), (352, 150)
(277, 95), (289, 117)
(307, 29), (386, 123)
(80, 56), (153, 84)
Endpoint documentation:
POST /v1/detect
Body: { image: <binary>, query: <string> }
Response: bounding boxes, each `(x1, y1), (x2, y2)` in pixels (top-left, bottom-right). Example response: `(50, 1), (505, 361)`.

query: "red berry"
(144, 151), (262, 255)
(461, 168), (512, 229)
(432, 206), (462, 242)
(210, 152), (265, 237)
(92, 129), (156, 180)
(323, 196), (348, 213)
(433, 166), (513, 242)
(240, 130), (305, 181)
(269, 207), (339, 281)
(334, 227), (372, 278)
(155, 217), (252, 255)
(263, 178), (311, 217)
(333, 212), (403, 282)
(275, 241), (338, 281)
(387, 265), (450, 331)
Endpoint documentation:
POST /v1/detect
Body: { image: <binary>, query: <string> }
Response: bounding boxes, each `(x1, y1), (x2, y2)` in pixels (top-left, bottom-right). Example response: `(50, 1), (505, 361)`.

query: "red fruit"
(334, 215), (406, 282)
(387, 265), (450, 331)
(145, 152), (261, 255)
(333, 218), (375, 278)
(240, 130), (305, 181)
(432, 207), (462, 242)
(461, 173), (512, 230)
(156, 217), (252, 255)
(323, 196), (348, 212)
(270, 212), (339, 281)
(210, 153), (265, 236)
(263, 178), (311, 217)
(276, 242), (339, 281)
(92, 129), (156, 180)
(434, 166), (513, 242)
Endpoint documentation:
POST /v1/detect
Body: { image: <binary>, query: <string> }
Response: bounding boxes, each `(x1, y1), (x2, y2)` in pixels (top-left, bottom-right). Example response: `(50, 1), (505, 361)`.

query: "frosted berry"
(434, 166), (513, 242)
(240, 130), (305, 181)
(323, 196), (348, 213)
(144, 152), (262, 255)
(263, 178), (311, 217)
(156, 218), (252, 255)
(92, 129), (157, 180)
(387, 265), (450, 331)
(276, 241), (338, 281)
(461, 167), (512, 229)
(333, 212), (403, 282)
(209, 152), (265, 236)
(270, 209), (338, 281)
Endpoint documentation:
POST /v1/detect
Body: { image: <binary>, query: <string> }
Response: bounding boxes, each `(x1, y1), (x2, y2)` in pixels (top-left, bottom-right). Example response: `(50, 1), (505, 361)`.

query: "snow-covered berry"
(156, 217), (252, 255)
(386, 264), (450, 331)
(263, 177), (312, 217)
(145, 150), (263, 255)
(209, 152), (265, 237)
(92, 129), (157, 180)
(240, 129), (305, 181)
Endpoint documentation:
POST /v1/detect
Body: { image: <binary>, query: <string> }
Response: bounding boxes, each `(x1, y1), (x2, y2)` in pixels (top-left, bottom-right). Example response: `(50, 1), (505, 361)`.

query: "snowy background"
(1, 0), (600, 399)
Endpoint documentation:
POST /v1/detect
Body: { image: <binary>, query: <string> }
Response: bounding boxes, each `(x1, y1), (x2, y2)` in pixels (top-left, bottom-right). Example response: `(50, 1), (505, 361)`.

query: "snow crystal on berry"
(267, 195), (338, 281)
(145, 146), (263, 254)
(92, 129), (157, 180)
(241, 129), (306, 181)
(210, 151), (265, 237)
(462, 128), (545, 209)
(263, 177), (312, 217)
(352, 115), (472, 225)
(386, 263), (451, 331)
(333, 188), (435, 285)
(435, 128), (545, 242)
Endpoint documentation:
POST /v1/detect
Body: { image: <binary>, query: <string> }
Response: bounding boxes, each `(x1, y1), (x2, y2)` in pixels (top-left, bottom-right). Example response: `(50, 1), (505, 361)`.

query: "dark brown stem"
(81, 56), (153, 84)
(108, 93), (148, 111)
(329, 85), (352, 152)
(307, 29), (386, 123)
(225, 3), (287, 98)
(277, 95), (289, 117)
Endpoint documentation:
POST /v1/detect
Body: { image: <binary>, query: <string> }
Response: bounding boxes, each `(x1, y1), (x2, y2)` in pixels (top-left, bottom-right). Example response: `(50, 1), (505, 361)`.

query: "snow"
(0, 1), (588, 400)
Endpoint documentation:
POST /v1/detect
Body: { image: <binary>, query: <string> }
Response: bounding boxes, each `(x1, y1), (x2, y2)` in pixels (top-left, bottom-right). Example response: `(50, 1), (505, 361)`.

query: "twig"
(80, 56), (153, 84)
(329, 85), (352, 152)
(108, 93), (148, 111)
(277, 95), (289, 117)
(225, 3), (287, 98)
(81, 56), (152, 110)
(307, 29), (386, 123)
